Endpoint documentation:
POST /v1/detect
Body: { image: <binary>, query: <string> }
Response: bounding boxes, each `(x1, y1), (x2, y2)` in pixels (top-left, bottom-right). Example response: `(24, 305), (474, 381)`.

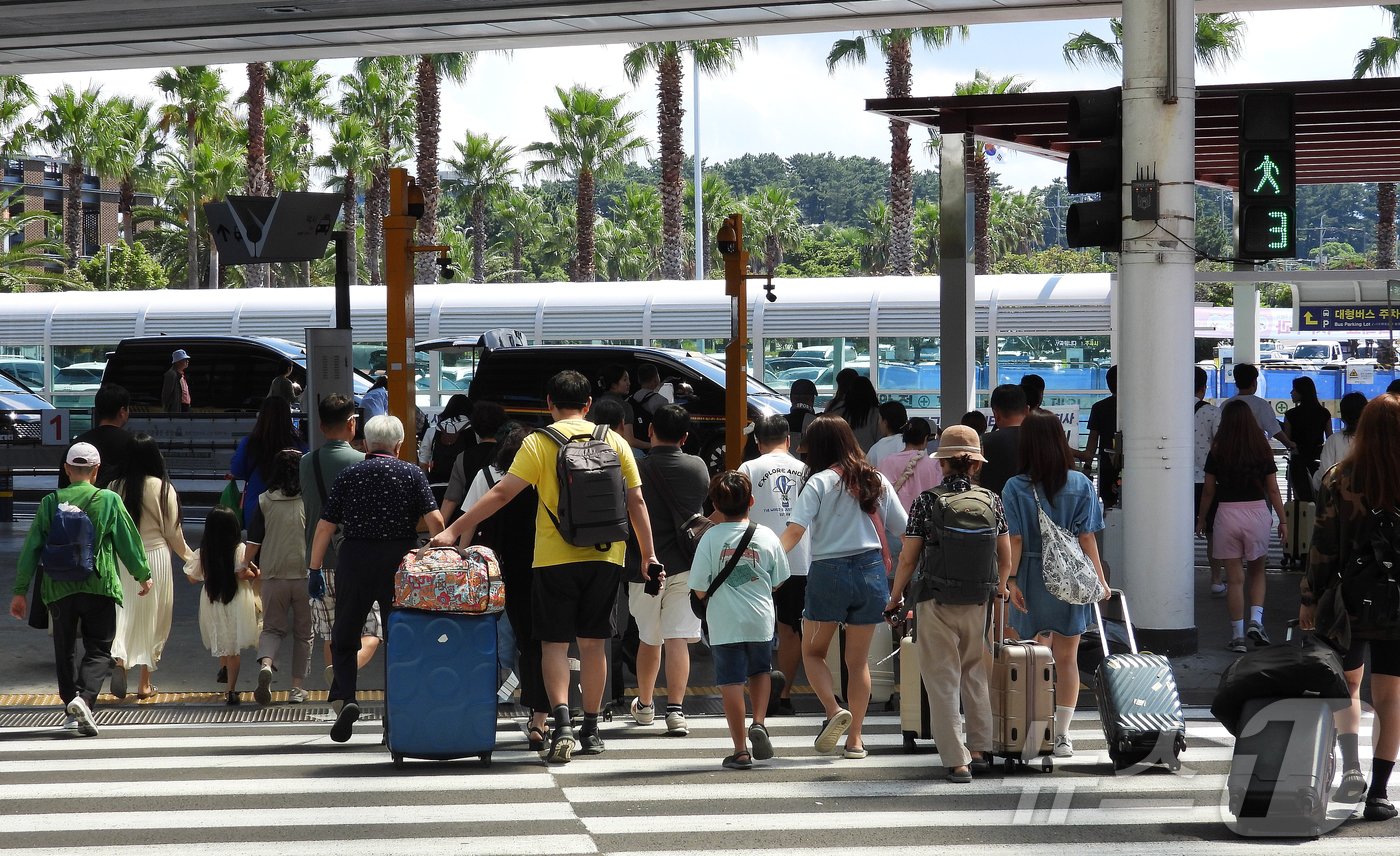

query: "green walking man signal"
(1251, 154), (1283, 196)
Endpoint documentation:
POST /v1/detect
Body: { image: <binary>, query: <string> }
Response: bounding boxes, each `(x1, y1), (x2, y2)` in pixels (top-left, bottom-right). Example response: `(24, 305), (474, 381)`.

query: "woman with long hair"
(833, 376), (882, 452)
(824, 367), (861, 415)
(1002, 409), (1108, 758)
(1313, 391), (1366, 493)
(1284, 375), (1333, 501)
(1302, 393), (1400, 821)
(109, 435), (191, 699)
(780, 415), (907, 759)
(230, 396), (305, 525)
(1198, 400), (1286, 653)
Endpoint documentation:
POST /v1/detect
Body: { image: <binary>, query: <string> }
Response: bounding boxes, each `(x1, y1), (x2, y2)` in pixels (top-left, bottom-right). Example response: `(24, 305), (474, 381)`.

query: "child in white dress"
(185, 505), (261, 704)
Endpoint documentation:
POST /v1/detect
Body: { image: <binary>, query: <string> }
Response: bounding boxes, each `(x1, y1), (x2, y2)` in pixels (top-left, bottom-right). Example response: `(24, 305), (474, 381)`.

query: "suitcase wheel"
(1004, 757), (1017, 773)
(902, 733), (917, 754)
(1167, 757), (1182, 772)
(1041, 756), (1053, 773)
(479, 752), (492, 767)
(392, 753), (404, 769)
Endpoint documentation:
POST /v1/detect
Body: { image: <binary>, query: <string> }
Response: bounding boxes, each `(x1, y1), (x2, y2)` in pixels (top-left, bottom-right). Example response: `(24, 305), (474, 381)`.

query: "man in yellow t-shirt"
(432, 369), (657, 765)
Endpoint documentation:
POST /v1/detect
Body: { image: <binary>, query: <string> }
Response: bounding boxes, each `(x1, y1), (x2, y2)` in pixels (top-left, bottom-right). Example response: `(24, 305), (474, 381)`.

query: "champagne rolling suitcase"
(1092, 590), (1187, 772)
(990, 600), (1055, 772)
(1281, 499), (1315, 572)
(825, 623), (897, 709)
(1226, 697), (1336, 838)
(897, 632), (934, 752)
(385, 610), (498, 768)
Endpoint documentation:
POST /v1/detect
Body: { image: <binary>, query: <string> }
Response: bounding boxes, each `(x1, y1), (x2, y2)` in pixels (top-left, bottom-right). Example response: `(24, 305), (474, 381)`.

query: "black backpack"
(428, 418), (473, 484)
(539, 424), (629, 551)
(631, 389), (665, 442)
(1343, 508), (1400, 638)
(915, 485), (1000, 605)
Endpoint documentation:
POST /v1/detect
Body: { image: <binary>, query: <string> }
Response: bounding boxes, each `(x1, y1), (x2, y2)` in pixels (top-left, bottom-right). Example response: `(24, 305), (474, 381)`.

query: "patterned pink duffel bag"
(393, 545), (505, 614)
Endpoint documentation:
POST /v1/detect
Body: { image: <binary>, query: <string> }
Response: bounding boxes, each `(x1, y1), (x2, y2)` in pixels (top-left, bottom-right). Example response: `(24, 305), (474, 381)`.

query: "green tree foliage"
(78, 242), (166, 290)
(992, 246), (1114, 274)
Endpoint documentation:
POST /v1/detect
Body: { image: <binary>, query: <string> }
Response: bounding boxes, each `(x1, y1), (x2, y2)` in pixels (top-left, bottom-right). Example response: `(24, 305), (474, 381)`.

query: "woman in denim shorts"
(781, 416), (907, 759)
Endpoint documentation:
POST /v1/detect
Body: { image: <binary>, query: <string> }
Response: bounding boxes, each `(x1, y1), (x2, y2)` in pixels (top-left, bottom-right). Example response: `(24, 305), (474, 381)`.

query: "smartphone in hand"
(644, 563), (665, 596)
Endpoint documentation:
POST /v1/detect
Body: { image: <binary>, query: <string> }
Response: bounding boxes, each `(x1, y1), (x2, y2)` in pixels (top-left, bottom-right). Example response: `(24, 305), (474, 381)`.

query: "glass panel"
(52, 343), (114, 416)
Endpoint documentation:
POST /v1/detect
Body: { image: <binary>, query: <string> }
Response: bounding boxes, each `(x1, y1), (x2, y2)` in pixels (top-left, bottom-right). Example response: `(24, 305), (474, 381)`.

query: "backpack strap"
(704, 523), (757, 602)
(592, 423), (610, 442)
(1194, 399), (1209, 413)
(311, 447), (329, 505)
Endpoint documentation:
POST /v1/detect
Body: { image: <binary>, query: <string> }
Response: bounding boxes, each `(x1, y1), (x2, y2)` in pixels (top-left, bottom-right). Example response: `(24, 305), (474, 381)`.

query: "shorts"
(804, 549), (888, 626)
(1341, 635), (1400, 676)
(1211, 501), (1272, 561)
(712, 639), (775, 686)
(774, 575), (807, 633)
(1194, 483), (1218, 534)
(628, 572), (702, 646)
(311, 567), (383, 641)
(533, 561), (622, 643)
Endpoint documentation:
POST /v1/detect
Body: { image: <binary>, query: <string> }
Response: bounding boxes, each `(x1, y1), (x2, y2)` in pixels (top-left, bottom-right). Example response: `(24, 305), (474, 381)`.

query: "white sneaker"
(66, 696), (98, 737)
(1052, 735), (1074, 758)
(287, 687), (310, 705)
(665, 710), (688, 736)
(630, 696), (655, 726)
(61, 715), (79, 731)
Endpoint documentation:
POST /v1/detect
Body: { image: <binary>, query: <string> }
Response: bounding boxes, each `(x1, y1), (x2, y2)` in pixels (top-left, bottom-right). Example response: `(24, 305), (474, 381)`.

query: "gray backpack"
(539, 423), (629, 551)
(915, 485), (1000, 605)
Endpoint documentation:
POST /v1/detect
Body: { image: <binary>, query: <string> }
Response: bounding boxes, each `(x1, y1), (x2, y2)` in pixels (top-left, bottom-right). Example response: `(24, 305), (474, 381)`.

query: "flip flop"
(136, 687), (159, 700)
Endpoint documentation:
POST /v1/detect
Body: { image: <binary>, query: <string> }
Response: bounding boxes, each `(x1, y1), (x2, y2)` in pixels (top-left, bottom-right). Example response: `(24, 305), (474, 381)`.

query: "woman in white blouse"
(1313, 392), (1367, 493)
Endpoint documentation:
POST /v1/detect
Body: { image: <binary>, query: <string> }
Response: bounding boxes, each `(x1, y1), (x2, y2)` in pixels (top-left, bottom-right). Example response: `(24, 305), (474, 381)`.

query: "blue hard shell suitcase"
(385, 610), (498, 767)
(1092, 592), (1188, 772)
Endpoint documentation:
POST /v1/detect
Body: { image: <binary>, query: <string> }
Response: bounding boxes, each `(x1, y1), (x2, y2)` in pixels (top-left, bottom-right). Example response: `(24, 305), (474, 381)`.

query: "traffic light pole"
(1117, 0), (1198, 654)
(384, 168), (419, 463)
(719, 213), (750, 472)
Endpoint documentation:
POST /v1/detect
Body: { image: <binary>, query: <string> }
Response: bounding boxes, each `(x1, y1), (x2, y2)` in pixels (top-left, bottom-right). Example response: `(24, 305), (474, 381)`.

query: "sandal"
(136, 687), (159, 700)
(527, 724), (549, 752)
(722, 752), (754, 770)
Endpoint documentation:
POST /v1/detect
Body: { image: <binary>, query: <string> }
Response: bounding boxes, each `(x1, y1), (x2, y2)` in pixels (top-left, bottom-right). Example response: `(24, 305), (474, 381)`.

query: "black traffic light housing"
(1238, 92), (1296, 260)
(1065, 88), (1123, 252)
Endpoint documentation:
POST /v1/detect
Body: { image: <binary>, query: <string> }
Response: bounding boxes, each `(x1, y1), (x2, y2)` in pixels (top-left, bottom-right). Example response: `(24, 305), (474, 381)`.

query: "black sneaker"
(1365, 797), (1398, 822)
(330, 701), (359, 743)
(546, 726), (575, 765)
(577, 730), (605, 756)
(1246, 621), (1271, 646)
(765, 670), (787, 717)
(773, 697), (796, 716)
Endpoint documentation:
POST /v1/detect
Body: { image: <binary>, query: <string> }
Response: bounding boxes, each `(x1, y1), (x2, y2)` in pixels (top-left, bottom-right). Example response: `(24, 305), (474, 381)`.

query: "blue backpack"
(41, 490), (99, 582)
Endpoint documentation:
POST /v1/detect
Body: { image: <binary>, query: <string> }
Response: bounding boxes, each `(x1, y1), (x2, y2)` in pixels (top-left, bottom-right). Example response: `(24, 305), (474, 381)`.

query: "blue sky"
(27, 7), (1386, 193)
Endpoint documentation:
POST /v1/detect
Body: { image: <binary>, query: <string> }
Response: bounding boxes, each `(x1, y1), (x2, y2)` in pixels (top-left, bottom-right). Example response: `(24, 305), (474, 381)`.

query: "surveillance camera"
(436, 255), (458, 279)
(716, 220), (738, 255)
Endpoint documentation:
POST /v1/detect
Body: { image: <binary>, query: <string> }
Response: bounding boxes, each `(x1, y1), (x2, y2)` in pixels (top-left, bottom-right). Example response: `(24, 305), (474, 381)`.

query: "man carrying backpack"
(9, 443), (153, 737)
(430, 370), (656, 765)
(883, 425), (1011, 783)
(630, 364), (667, 452)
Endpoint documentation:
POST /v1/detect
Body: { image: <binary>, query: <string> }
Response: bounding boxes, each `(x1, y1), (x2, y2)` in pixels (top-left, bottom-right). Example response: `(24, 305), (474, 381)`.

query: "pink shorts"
(1211, 501), (1272, 561)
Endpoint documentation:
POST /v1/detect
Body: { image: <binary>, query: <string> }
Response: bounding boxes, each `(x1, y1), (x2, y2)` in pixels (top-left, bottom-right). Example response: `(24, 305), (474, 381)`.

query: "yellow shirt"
(509, 418), (641, 568)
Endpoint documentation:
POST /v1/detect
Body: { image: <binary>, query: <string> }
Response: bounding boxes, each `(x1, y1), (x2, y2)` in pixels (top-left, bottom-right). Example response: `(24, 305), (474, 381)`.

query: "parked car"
(0, 356), (45, 391)
(52, 361), (106, 411)
(0, 369), (55, 443)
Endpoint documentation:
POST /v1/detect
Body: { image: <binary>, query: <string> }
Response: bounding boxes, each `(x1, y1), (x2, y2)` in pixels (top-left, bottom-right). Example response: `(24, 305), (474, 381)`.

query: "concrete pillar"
(939, 132), (976, 423)
(1233, 284), (1260, 366)
(1118, 0), (1197, 654)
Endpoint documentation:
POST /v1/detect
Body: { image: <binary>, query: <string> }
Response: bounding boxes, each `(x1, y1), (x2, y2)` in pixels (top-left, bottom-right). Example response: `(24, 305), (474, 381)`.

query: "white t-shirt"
(739, 451), (811, 576)
(1229, 393), (1282, 440)
(790, 468), (907, 562)
(1193, 399), (1220, 483)
(866, 433), (905, 467)
(1313, 432), (1353, 493)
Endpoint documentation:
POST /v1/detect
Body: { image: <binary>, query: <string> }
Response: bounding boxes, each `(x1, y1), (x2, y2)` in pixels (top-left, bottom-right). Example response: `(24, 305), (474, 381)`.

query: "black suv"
(104, 335), (371, 412)
(422, 330), (790, 470)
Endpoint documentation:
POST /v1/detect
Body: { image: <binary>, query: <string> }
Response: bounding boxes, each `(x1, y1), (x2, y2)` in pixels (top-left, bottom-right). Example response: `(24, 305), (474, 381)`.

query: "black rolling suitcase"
(1092, 590), (1187, 772)
(1226, 697), (1336, 838)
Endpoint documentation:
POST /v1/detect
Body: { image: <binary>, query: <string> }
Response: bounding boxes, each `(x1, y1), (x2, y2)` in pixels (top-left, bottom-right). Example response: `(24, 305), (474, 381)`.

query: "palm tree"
(102, 98), (165, 246)
(0, 190), (74, 292)
(268, 60), (335, 285)
(860, 199), (891, 274)
(605, 182), (663, 279)
(343, 58), (416, 285)
(1354, 6), (1400, 267)
(953, 70), (1033, 274)
(914, 200), (939, 272)
(686, 172), (737, 277)
(34, 86), (123, 268)
(623, 39), (747, 280)
(0, 76), (35, 155)
(742, 185), (803, 274)
(315, 116), (380, 286)
(491, 189), (546, 282)
(443, 130), (517, 283)
(147, 138), (245, 288)
(828, 27), (968, 277)
(525, 85), (647, 282)
(1063, 13), (1246, 70)
(242, 62), (271, 287)
(155, 66), (231, 288)
(413, 53), (474, 283)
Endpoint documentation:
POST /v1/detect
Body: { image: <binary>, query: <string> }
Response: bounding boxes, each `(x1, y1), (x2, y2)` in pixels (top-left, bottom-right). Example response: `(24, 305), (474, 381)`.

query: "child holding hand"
(185, 505), (261, 704)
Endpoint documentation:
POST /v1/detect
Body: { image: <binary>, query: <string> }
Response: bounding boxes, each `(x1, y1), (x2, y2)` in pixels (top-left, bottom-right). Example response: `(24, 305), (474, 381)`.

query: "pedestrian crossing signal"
(1238, 93), (1295, 260)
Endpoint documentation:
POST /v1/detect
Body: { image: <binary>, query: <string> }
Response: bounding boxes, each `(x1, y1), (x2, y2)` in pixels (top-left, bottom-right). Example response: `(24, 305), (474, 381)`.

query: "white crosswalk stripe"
(0, 710), (1393, 854)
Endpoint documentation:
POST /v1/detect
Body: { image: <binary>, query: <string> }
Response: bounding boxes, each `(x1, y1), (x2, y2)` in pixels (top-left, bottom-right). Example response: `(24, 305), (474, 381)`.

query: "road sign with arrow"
(204, 192), (341, 264)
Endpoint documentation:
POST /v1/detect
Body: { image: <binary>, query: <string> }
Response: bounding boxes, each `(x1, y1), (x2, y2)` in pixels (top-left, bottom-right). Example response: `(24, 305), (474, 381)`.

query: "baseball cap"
(66, 442), (102, 467)
(171, 349), (190, 364)
(933, 424), (986, 462)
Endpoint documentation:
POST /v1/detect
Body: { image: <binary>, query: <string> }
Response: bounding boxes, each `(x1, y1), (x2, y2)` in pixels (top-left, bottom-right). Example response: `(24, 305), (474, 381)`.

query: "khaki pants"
(257, 577), (314, 679)
(915, 599), (992, 769)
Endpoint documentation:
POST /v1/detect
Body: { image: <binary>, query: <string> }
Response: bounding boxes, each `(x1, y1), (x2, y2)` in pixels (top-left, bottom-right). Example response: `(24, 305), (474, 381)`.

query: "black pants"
(329, 538), (410, 704)
(49, 593), (117, 708)
(503, 564), (548, 713)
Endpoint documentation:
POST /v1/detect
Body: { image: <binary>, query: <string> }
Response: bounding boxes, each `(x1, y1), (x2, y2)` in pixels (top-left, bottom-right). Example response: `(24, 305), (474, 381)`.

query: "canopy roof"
(868, 77), (1400, 187)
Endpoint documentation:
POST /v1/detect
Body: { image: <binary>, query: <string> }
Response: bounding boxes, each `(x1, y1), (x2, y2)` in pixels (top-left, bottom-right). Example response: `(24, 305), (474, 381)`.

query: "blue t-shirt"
(690, 522), (790, 646)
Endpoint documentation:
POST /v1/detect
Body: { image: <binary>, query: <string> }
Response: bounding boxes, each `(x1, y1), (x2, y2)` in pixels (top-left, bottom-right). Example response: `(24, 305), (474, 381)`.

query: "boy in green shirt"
(10, 442), (153, 736)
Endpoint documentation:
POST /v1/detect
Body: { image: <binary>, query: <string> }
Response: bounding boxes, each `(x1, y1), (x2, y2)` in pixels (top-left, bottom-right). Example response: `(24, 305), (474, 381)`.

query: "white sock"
(1054, 705), (1075, 739)
(1232, 619), (1245, 639)
(1250, 606), (1264, 625)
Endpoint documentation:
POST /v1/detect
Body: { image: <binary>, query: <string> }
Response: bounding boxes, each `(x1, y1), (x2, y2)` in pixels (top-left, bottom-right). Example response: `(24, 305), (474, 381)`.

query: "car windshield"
(55, 367), (103, 385)
(685, 353), (780, 396)
(1293, 345), (1332, 359)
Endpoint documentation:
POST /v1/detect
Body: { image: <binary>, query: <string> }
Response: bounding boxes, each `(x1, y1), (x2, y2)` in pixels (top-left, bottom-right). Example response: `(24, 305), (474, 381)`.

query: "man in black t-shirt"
(978, 384), (1028, 495)
(59, 384), (133, 489)
(1079, 365), (1119, 507)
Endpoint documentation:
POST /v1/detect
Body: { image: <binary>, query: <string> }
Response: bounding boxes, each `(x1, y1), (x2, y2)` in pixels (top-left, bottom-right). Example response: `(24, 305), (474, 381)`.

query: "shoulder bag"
(1033, 484), (1104, 605)
(689, 522), (757, 622)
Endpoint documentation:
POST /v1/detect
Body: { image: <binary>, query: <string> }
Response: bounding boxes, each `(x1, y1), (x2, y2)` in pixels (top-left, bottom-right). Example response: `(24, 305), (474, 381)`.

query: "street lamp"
(103, 243), (113, 290)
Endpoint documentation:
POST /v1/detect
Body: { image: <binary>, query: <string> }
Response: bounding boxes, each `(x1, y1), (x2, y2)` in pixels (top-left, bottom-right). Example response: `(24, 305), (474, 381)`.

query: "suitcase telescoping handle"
(1091, 588), (1139, 657)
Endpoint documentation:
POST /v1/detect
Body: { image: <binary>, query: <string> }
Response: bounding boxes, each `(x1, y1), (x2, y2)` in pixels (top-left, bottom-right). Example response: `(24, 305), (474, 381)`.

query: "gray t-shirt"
(298, 440), (365, 562)
(635, 446), (711, 581)
(1228, 393), (1282, 439)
